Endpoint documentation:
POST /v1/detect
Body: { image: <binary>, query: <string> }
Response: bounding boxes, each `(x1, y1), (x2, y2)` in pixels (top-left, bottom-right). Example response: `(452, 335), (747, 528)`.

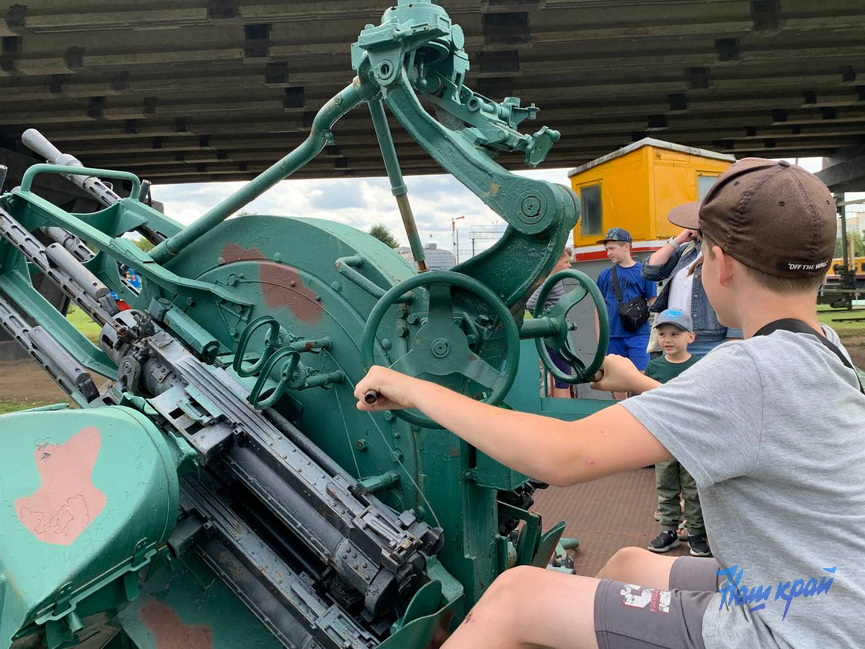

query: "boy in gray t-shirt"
(355, 159), (864, 648)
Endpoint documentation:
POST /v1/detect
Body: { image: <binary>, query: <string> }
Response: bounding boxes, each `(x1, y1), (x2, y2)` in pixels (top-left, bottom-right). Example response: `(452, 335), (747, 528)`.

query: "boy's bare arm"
(355, 366), (672, 487)
(592, 354), (661, 394)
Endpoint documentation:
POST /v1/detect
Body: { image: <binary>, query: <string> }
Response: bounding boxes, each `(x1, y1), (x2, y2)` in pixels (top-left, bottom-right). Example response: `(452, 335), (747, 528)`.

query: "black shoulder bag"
(753, 318), (864, 394)
(611, 265), (650, 332)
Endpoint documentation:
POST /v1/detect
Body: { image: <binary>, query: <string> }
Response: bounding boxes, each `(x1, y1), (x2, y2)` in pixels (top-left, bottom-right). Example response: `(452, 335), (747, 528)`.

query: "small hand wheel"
(362, 271), (520, 429)
(532, 269), (609, 384)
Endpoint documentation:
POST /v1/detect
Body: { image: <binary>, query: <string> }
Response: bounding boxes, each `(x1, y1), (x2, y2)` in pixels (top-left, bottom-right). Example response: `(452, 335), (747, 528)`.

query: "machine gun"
(0, 2), (610, 647)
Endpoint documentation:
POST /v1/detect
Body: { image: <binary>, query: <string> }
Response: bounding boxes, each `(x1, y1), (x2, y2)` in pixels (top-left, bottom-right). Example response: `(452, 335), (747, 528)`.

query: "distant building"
(843, 206), (865, 235)
(397, 243), (456, 271)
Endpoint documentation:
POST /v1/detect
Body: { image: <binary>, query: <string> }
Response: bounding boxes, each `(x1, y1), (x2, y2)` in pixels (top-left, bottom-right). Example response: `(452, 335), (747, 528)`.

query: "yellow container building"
(568, 138), (734, 269)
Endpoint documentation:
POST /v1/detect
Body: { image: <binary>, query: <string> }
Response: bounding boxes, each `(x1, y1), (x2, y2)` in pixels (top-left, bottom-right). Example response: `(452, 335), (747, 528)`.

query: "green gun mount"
(0, 2), (610, 648)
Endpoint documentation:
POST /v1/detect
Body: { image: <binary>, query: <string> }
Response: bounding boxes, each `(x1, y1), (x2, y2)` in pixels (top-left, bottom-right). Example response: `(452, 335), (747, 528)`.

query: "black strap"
(610, 265), (624, 303)
(753, 318), (864, 394)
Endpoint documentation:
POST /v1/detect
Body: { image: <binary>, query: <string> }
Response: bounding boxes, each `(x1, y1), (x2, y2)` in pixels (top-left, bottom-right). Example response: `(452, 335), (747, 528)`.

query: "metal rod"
(519, 317), (558, 340)
(837, 192), (849, 270)
(150, 80), (374, 264)
(368, 98), (427, 272)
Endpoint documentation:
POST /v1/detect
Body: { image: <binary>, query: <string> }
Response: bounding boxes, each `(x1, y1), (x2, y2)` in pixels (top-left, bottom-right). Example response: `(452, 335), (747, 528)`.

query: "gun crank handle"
(364, 390), (379, 405)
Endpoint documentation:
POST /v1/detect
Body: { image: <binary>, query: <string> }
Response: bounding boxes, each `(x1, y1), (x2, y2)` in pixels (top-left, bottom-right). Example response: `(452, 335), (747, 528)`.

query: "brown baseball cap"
(667, 158), (837, 278)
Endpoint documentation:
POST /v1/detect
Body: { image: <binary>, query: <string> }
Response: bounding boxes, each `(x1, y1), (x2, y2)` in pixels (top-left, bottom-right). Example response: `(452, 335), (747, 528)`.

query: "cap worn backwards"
(666, 158), (836, 278)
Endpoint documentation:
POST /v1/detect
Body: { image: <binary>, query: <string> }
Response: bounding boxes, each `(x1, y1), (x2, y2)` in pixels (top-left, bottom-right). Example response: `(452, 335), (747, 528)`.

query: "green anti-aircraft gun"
(0, 2), (611, 647)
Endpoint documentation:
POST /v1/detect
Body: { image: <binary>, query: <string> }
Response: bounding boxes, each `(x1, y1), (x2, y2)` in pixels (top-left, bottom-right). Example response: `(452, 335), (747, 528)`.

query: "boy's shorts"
(594, 556), (722, 649)
(607, 336), (651, 371)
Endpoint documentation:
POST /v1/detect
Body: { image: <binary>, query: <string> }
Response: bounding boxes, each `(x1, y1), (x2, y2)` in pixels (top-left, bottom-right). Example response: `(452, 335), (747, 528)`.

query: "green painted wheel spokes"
(532, 269), (609, 384)
(362, 271), (520, 429)
(248, 347), (300, 409)
(233, 315), (281, 378)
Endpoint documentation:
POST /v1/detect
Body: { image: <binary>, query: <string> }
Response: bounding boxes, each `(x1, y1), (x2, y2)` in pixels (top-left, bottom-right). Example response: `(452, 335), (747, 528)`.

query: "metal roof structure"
(1, 1), (864, 191)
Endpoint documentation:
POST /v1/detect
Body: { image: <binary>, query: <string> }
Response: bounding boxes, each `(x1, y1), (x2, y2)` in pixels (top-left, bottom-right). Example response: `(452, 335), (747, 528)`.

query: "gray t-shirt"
(526, 281), (564, 313)
(622, 327), (865, 648)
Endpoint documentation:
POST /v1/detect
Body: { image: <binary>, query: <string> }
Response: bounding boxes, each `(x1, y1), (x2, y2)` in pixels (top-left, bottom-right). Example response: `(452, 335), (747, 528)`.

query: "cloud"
(306, 179), (370, 211)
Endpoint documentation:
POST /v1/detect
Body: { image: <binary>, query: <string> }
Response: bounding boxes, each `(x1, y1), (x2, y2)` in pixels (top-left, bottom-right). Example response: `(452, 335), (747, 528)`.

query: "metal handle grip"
(20, 163), (141, 200)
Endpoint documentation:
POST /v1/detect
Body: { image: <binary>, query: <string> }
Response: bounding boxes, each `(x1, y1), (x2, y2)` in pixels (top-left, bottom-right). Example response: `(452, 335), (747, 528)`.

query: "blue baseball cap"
(596, 227), (632, 245)
(654, 309), (694, 332)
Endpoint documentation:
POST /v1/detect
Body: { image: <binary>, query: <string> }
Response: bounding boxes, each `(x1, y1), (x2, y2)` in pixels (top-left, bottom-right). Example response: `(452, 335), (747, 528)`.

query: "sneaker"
(688, 535), (712, 557)
(648, 530), (680, 553)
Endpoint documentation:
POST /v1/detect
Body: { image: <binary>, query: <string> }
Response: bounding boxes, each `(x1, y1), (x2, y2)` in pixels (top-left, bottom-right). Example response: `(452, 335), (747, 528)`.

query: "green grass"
(66, 305), (102, 341)
(817, 305), (865, 338)
(0, 400), (58, 414)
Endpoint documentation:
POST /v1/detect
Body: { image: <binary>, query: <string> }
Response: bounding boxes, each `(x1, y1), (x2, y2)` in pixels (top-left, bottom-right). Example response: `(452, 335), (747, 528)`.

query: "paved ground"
(533, 467), (691, 577)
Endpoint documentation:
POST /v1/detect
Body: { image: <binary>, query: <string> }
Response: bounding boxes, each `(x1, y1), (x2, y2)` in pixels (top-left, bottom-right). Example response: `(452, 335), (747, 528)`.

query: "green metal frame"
(0, 1), (615, 647)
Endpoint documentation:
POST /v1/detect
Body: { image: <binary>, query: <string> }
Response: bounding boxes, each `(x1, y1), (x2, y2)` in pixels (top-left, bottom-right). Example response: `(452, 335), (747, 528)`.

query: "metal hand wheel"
(532, 269), (608, 384)
(362, 271), (520, 429)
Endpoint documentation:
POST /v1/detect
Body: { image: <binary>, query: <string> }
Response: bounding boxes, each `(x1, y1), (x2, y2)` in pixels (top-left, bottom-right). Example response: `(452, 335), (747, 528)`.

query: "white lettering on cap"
(787, 261), (829, 271)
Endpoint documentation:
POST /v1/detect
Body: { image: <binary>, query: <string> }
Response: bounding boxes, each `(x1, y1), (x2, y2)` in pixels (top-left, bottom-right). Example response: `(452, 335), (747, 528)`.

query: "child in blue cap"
(644, 309), (710, 557)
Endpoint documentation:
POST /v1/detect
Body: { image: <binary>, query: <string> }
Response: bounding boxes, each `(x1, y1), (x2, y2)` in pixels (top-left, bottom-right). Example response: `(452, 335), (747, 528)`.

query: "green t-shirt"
(644, 354), (700, 384)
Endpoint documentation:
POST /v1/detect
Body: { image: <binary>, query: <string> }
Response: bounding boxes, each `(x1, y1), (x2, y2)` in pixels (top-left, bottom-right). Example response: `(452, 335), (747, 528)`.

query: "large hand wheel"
(532, 269), (609, 384)
(362, 271), (521, 429)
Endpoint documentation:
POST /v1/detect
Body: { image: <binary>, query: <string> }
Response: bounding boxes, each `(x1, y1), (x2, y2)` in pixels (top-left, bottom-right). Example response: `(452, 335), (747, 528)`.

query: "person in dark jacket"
(642, 210), (741, 355)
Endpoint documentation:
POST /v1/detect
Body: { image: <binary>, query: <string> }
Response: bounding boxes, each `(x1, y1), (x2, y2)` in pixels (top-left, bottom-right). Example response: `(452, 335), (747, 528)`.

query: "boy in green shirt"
(644, 309), (709, 556)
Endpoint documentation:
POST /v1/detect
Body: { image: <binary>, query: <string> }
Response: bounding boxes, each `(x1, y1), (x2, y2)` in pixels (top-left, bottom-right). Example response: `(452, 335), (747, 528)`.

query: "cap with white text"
(666, 158), (836, 278)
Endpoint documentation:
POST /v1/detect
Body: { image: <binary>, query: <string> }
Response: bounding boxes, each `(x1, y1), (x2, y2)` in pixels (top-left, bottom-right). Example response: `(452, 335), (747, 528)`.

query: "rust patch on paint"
(221, 243), (265, 264)
(220, 243), (322, 323)
(258, 262), (322, 323)
(222, 243), (324, 324)
(15, 426), (107, 546)
(140, 600), (214, 649)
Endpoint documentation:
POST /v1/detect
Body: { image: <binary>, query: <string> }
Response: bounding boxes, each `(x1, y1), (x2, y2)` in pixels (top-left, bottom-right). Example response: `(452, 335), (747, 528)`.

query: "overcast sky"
(152, 156), (861, 262)
(152, 166), (565, 262)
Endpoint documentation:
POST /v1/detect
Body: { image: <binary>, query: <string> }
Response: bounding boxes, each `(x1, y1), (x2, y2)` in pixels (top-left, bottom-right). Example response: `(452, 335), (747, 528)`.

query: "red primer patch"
(14, 426), (107, 546)
(259, 262), (322, 323)
(220, 244), (322, 323)
(140, 600), (214, 649)
(221, 243), (264, 264)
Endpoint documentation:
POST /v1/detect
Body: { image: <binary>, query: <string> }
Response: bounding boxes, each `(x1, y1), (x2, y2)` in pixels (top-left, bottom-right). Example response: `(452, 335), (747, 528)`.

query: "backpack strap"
(753, 318), (864, 394)
(610, 265), (624, 303)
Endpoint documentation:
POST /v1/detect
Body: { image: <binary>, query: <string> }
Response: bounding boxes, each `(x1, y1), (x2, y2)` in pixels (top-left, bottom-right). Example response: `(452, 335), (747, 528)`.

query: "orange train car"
(567, 138), (734, 277)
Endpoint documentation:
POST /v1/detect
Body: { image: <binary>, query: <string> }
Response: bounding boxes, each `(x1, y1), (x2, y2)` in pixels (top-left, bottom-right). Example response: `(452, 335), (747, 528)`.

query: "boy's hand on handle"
(355, 366), (419, 412)
(591, 354), (644, 393)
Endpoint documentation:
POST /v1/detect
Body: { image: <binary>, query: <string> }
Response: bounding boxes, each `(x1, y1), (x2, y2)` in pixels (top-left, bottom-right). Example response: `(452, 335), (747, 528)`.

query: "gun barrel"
(22, 128), (122, 207)
(22, 128), (71, 166)
(0, 207), (119, 324)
